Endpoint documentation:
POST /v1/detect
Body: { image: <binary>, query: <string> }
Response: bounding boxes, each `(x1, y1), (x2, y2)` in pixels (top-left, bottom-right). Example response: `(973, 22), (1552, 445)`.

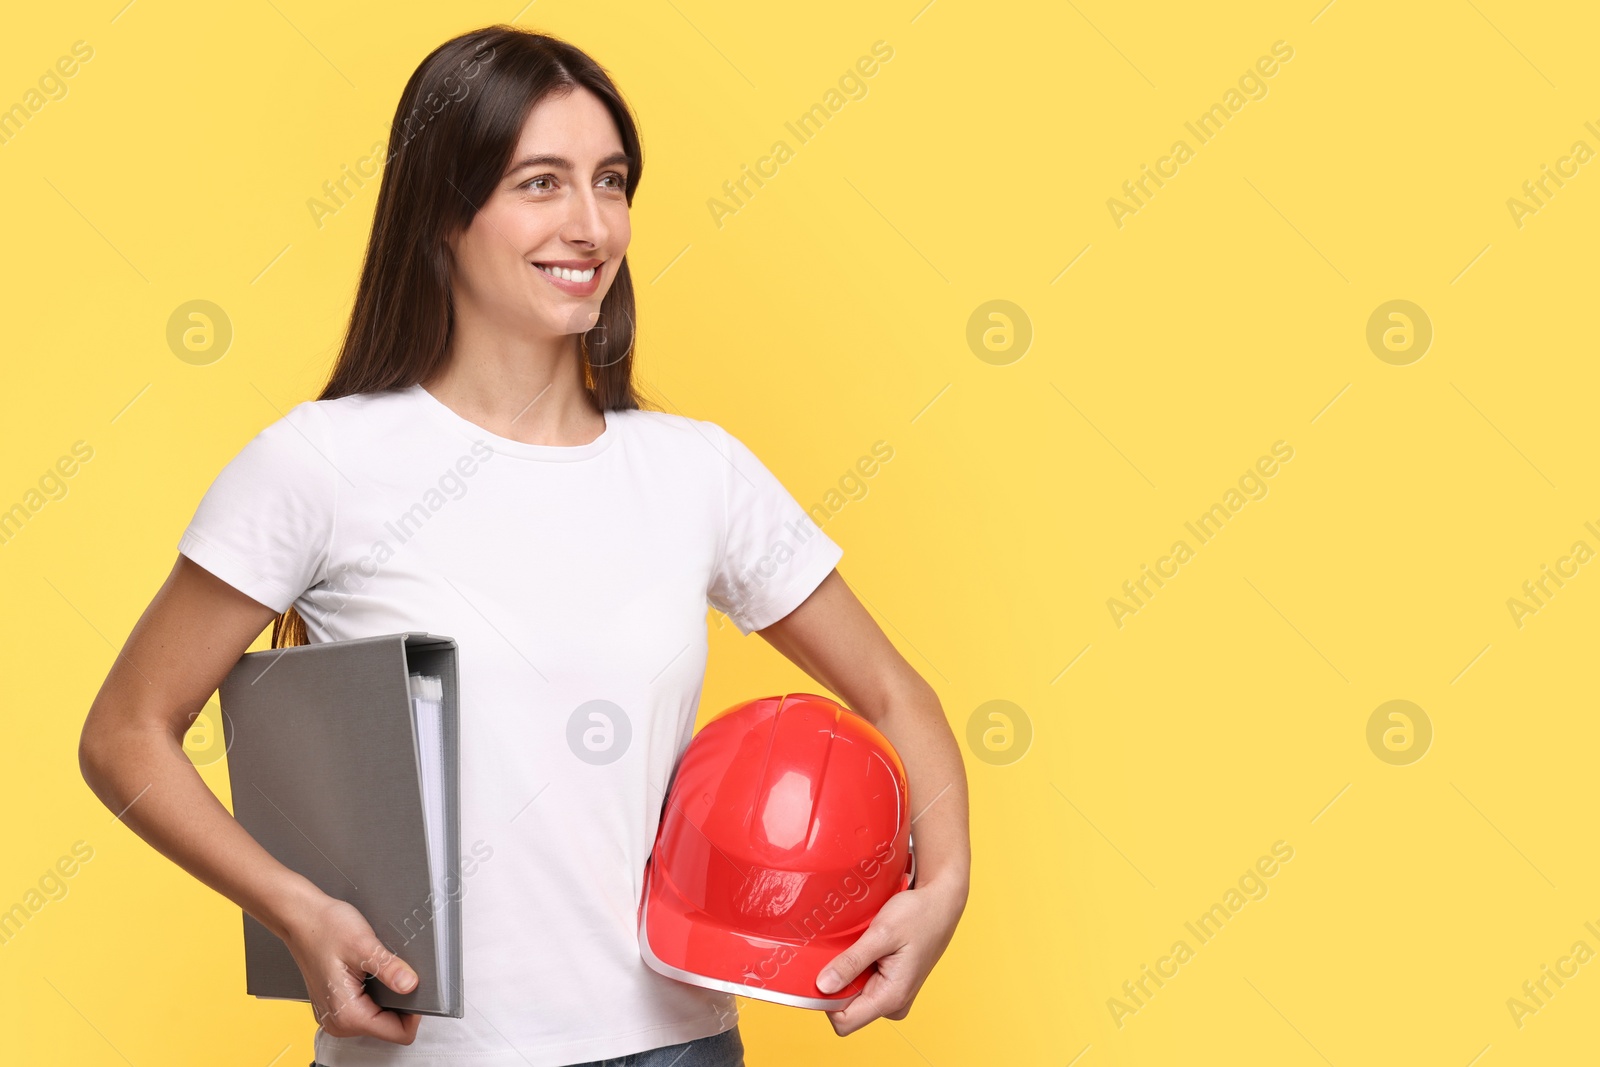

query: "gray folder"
(219, 631), (463, 1018)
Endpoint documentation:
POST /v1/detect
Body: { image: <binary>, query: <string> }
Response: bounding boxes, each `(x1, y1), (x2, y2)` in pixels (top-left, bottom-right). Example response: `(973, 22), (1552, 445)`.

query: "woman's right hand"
(282, 893), (423, 1044)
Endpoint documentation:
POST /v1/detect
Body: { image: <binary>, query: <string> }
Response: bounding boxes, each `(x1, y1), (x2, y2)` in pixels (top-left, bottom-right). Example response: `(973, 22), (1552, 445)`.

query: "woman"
(77, 24), (969, 1067)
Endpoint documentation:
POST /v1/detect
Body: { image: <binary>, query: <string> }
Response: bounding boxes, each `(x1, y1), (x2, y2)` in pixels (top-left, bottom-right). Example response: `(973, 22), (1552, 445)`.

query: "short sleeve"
(176, 401), (339, 615)
(703, 420), (843, 636)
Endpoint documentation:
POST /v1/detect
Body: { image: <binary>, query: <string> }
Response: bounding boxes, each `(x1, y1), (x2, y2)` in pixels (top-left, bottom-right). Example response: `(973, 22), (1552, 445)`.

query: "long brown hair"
(272, 24), (648, 649)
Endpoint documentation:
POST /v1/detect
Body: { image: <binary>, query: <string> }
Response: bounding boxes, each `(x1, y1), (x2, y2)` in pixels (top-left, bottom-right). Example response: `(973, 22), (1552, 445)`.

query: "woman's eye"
(521, 172), (623, 193)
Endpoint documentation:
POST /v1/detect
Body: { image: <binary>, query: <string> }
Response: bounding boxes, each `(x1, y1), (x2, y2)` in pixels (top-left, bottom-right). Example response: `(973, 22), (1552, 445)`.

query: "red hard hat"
(638, 693), (916, 1009)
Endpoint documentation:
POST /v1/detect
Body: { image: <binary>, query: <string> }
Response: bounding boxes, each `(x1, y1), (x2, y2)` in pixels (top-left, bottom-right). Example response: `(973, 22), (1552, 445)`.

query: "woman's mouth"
(532, 261), (602, 296)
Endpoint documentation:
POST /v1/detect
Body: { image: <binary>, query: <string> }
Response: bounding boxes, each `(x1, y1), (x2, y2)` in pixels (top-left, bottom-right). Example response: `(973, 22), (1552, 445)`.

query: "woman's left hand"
(813, 878), (968, 1036)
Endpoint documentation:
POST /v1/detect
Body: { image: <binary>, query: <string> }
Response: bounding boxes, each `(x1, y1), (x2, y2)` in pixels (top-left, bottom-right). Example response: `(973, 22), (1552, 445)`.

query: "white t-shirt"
(177, 382), (842, 1066)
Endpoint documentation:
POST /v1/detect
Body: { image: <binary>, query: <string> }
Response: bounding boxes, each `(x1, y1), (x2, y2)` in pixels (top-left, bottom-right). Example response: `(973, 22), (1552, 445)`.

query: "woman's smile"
(532, 258), (603, 296)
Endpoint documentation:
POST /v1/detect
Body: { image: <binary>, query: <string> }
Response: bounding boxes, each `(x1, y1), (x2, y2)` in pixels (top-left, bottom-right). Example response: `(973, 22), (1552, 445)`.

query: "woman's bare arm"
(78, 554), (326, 938)
(78, 555), (421, 1043)
(755, 568), (971, 1037)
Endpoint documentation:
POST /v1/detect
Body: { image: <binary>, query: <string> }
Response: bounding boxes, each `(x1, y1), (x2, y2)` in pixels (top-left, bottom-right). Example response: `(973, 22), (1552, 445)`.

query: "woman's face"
(448, 86), (631, 343)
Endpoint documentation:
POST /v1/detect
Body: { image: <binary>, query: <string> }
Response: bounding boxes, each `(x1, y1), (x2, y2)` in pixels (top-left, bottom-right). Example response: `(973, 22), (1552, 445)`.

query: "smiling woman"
(81, 20), (966, 1067)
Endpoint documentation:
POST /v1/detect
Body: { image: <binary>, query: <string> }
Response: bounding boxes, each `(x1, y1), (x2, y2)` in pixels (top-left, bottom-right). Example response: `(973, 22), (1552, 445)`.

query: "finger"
(350, 996), (417, 1043)
(321, 960), (421, 1043)
(815, 923), (898, 995)
(361, 942), (420, 996)
(826, 967), (902, 1036)
(324, 978), (417, 1044)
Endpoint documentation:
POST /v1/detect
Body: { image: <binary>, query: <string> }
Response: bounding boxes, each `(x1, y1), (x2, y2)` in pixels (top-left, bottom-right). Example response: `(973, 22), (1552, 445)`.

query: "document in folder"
(218, 631), (464, 1018)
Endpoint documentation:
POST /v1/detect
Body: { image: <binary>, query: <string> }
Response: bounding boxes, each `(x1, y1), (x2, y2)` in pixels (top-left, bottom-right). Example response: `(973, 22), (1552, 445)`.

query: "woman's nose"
(562, 185), (607, 245)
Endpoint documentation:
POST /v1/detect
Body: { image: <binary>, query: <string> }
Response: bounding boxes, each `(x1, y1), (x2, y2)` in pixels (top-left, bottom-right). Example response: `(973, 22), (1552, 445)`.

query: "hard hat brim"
(637, 860), (879, 1011)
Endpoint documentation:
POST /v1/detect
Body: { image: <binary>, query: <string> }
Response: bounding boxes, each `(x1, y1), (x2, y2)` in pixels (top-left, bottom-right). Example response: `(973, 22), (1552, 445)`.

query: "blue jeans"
(577, 1026), (744, 1067)
(311, 1024), (744, 1067)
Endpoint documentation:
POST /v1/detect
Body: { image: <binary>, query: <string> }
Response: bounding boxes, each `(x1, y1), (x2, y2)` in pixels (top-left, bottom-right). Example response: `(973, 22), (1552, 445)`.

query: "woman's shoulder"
(613, 406), (745, 470)
(292, 386), (419, 439)
(614, 405), (725, 441)
(309, 386), (410, 418)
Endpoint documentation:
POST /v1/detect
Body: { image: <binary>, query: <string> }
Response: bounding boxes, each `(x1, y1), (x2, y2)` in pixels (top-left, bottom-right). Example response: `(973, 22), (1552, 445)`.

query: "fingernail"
(399, 972), (416, 991)
(817, 970), (841, 994)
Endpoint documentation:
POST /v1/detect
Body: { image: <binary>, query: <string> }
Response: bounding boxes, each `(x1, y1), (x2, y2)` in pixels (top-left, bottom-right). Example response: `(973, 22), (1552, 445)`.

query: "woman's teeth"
(535, 264), (596, 282)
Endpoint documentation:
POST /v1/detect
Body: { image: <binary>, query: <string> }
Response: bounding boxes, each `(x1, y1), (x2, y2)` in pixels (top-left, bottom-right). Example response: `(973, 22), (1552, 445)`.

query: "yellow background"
(3, 0), (1597, 1063)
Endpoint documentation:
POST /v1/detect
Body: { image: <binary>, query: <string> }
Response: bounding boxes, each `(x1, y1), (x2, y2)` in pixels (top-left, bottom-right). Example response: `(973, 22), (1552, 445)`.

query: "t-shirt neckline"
(405, 383), (617, 462)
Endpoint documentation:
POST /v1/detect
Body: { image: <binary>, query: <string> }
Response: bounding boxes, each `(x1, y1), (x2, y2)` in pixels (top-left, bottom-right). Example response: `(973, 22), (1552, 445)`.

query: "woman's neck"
(423, 331), (604, 447)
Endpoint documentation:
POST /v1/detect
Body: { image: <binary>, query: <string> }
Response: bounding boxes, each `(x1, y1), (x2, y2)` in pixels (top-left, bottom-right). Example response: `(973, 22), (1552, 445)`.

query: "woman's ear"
(440, 226), (463, 285)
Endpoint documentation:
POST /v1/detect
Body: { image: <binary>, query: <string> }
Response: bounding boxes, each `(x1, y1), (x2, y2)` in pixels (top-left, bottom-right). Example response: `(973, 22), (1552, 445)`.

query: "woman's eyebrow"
(507, 150), (630, 175)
